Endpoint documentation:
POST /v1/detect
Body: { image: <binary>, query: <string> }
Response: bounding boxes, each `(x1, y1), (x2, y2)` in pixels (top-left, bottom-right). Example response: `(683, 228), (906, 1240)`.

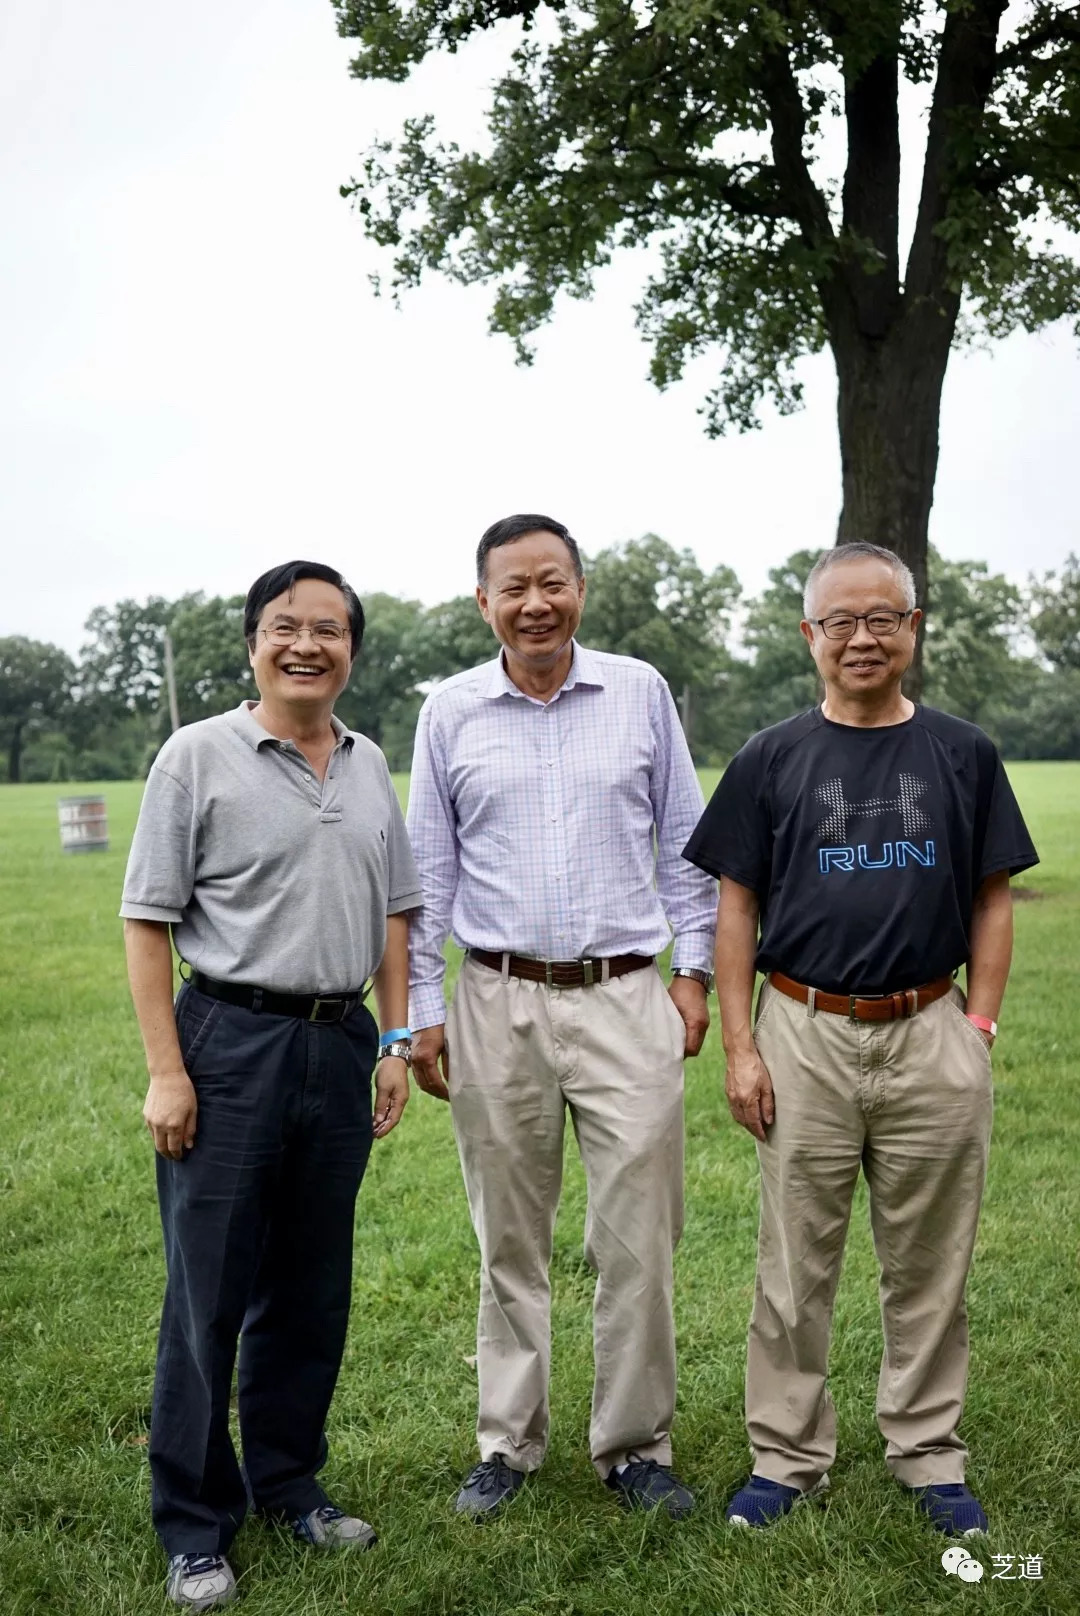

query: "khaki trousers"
(747, 980), (993, 1490)
(446, 956), (686, 1477)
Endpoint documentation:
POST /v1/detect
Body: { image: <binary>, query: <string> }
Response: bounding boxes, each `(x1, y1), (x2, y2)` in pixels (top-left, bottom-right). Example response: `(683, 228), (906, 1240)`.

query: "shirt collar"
(224, 701), (353, 751)
(480, 640), (606, 701)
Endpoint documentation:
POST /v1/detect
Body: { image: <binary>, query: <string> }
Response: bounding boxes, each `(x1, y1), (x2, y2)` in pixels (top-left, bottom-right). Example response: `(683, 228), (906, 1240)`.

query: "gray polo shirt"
(120, 703), (422, 994)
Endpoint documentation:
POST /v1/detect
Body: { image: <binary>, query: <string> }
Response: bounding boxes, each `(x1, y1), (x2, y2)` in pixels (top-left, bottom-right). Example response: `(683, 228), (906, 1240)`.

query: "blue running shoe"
(726, 1473), (829, 1528)
(911, 1483), (988, 1537)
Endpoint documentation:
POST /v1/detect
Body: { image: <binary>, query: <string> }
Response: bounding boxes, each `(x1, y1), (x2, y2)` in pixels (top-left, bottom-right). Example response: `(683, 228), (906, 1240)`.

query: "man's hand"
(411, 1023), (450, 1102)
(668, 977), (710, 1058)
(144, 1071), (198, 1159)
(373, 1056), (410, 1138)
(724, 1047), (775, 1142)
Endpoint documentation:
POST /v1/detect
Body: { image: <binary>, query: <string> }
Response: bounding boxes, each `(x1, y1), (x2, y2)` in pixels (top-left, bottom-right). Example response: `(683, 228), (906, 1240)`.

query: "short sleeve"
(682, 741), (772, 895)
(119, 763), (199, 922)
(974, 742), (1039, 883)
(382, 761), (424, 915)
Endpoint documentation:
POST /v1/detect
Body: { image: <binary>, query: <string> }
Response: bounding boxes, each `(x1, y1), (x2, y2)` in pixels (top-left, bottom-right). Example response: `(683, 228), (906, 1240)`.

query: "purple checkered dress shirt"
(406, 642), (718, 1029)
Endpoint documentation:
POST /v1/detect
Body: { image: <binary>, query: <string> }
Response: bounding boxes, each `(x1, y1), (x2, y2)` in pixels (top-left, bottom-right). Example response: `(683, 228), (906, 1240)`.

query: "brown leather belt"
(768, 971), (953, 1022)
(468, 949), (653, 989)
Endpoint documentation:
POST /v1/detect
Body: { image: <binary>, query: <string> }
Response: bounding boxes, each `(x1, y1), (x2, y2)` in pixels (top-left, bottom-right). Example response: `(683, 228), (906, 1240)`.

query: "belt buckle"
(581, 958), (594, 988)
(310, 996), (345, 1024)
(848, 994), (858, 1022)
(545, 960), (553, 990)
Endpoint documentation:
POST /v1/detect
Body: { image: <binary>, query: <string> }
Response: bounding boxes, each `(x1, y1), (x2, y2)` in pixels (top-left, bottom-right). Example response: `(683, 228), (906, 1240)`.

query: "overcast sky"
(2, 0), (1077, 656)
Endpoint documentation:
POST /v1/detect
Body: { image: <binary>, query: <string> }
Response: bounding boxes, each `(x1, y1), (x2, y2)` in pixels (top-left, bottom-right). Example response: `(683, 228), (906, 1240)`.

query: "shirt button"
(304, 774), (313, 783)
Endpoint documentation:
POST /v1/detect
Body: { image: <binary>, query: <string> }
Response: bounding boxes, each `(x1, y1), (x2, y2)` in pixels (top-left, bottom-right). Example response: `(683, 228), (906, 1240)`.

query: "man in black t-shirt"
(684, 542), (1037, 1538)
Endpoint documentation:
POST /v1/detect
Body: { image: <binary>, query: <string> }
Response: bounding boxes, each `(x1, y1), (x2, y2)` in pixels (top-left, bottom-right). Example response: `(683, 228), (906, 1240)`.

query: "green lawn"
(1, 766), (1076, 1616)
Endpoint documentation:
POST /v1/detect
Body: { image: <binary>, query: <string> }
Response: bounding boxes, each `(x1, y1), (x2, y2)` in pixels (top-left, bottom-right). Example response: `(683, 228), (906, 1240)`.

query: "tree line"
(2, 539), (1078, 783)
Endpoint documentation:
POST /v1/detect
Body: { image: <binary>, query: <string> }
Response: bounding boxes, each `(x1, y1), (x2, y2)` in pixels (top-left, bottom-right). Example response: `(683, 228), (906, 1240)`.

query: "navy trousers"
(150, 983), (376, 1555)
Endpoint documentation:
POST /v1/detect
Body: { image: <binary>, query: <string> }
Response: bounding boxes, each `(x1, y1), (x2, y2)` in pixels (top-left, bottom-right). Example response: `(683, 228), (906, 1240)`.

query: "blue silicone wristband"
(378, 1026), (411, 1047)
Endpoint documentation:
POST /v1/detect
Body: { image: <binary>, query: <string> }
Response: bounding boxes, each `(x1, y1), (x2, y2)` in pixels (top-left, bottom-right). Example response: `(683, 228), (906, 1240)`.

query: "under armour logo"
(814, 773), (933, 843)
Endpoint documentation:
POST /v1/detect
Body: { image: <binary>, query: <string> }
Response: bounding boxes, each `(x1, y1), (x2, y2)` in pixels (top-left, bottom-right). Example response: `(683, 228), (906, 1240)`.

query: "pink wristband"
(965, 1013), (998, 1037)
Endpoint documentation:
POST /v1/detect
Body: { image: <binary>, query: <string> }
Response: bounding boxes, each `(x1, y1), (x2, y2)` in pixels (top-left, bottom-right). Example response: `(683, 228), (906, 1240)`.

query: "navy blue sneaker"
(455, 1455), (526, 1519)
(605, 1454), (694, 1519)
(910, 1483), (988, 1537)
(726, 1472), (829, 1528)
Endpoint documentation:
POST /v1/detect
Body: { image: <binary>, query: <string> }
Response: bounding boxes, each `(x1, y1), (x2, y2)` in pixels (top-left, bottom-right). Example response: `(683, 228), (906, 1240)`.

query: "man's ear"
(799, 619), (815, 653)
(476, 583), (491, 625)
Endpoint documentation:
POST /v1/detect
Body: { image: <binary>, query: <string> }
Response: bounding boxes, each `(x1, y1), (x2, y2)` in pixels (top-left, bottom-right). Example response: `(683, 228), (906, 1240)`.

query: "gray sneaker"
(289, 1502), (377, 1549)
(166, 1554), (236, 1610)
(455, 1455), (526, 1519)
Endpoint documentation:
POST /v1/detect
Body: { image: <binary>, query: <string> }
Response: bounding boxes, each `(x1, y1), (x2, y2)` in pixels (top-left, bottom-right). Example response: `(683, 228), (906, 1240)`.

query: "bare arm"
(966, 870), (1014, 1043)
(715, 877), (774, 1142)
(371, 912), (410, 1138)
(124, 917), (196, 1160)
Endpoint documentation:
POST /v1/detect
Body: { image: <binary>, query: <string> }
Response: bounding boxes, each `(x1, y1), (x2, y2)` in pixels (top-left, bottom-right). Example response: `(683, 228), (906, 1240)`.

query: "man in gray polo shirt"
(121, 560), (421, 1611)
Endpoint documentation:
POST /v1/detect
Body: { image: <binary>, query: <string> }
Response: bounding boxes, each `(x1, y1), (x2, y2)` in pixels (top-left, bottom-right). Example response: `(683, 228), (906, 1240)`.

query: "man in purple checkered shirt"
(407, 514), (718, 1523)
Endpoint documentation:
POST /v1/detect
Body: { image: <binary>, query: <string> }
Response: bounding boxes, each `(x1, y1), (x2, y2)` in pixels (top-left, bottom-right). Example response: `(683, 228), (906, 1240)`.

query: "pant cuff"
(478, 1440), (544, 1474)
(888, 1461), (967, 1488)
(593, 1440), (673, 1480)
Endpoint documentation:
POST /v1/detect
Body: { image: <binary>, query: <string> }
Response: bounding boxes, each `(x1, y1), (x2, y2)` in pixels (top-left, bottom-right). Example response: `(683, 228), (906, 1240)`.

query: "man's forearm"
(714, 878), (760, 1057)
(966, 871), (1014, 1023)
(373, 914), (410, 1034)
(124, 918), (185, 1075)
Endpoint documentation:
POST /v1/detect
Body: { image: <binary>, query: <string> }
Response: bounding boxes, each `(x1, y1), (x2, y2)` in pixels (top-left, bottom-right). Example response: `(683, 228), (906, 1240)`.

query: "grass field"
(1, 766), (1077, 1616)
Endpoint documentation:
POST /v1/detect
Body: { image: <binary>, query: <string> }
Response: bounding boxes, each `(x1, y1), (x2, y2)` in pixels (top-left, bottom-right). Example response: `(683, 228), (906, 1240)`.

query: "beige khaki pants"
(446, 956), (686, 1477)
(747, 980), (993, 1490)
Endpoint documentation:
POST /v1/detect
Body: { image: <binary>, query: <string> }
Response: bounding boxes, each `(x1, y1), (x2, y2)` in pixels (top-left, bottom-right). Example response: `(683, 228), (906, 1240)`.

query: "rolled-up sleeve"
(406, 697), (461, 1029)
(119, 764), (199, 924)
(649, 677), (717, 970)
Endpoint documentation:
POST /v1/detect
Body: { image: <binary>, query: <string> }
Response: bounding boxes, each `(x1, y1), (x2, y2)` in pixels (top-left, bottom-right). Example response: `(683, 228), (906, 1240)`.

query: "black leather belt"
(189, 970), (365, 1024)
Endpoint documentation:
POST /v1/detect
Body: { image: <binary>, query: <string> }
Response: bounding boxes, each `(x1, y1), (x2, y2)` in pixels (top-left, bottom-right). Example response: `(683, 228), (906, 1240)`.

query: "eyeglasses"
(810, 610), (914, 640)
(259, 622), (350, 647)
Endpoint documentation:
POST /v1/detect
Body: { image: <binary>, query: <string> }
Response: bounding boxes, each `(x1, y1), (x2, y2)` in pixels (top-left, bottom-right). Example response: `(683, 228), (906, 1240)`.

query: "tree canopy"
(335, 0), (1080, 689)
(0, 637), (75, 783)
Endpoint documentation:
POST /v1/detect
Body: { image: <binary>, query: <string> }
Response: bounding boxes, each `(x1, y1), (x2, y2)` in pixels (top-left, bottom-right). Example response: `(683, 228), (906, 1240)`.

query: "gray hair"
(803, 542), (917, 618)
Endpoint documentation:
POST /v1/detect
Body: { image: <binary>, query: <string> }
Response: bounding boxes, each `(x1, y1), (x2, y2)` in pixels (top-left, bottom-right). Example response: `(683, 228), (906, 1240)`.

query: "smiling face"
(477, 529), (586, 675)
(247, 576), (353, 713)
(800, 555), (921, 703)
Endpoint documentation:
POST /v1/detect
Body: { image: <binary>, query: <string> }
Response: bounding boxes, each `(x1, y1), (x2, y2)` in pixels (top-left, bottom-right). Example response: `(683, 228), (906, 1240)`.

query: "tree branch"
(994, 7), (1080, 73)
(757, 43), (836, 253)
(904, 0), (1008, 308)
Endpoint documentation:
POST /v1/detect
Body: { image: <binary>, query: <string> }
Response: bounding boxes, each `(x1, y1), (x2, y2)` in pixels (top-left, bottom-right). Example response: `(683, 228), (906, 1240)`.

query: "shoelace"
(469, 1457), (515, 1495)
(181, 1554), (226, 1576)
(313, 1505), (347, 1524)
(619, 1453), (668, 1488)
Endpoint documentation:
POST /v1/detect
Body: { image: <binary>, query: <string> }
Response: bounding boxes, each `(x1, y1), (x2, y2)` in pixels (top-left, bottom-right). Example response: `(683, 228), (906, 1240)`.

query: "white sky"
(2, 0), (1077, 656)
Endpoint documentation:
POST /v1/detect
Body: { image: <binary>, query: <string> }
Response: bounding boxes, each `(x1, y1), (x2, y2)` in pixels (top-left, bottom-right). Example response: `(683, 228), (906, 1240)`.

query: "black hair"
(476, 514), (584, 585)
(244, 561), (365, 657)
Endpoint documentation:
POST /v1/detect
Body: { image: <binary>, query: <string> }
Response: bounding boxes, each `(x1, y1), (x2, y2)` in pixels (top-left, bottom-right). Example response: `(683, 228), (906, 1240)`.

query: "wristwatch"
(671, 967), (714, 993)
(378, 1039), (413, 1064)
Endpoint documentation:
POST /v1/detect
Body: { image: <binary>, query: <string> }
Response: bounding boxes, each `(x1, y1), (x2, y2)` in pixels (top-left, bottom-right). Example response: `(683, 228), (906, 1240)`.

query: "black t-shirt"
(683, 706), (1038, 995)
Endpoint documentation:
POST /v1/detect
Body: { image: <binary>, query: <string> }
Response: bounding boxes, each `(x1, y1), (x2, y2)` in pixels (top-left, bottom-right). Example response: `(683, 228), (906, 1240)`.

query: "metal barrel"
(58, 794), (109, 853)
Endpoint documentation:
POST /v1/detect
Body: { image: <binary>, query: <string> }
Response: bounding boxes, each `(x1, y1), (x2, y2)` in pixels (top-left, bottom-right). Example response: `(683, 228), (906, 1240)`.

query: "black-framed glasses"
(259, 622), (350, 647)
(810, 610), (914, 640)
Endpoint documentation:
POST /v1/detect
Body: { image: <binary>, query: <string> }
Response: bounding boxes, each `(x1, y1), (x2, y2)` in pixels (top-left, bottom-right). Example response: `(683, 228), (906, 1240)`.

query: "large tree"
(334, 0), (1080, 691)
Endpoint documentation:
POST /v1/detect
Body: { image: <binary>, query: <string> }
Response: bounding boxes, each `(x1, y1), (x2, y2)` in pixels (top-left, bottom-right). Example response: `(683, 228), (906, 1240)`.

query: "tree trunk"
(832, 311), (956, 700)
(8, 720), (22, 784)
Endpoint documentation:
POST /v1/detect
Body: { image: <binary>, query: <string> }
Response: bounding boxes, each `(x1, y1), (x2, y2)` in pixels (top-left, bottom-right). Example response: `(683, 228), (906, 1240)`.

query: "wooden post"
(163, 631), (181, 733)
